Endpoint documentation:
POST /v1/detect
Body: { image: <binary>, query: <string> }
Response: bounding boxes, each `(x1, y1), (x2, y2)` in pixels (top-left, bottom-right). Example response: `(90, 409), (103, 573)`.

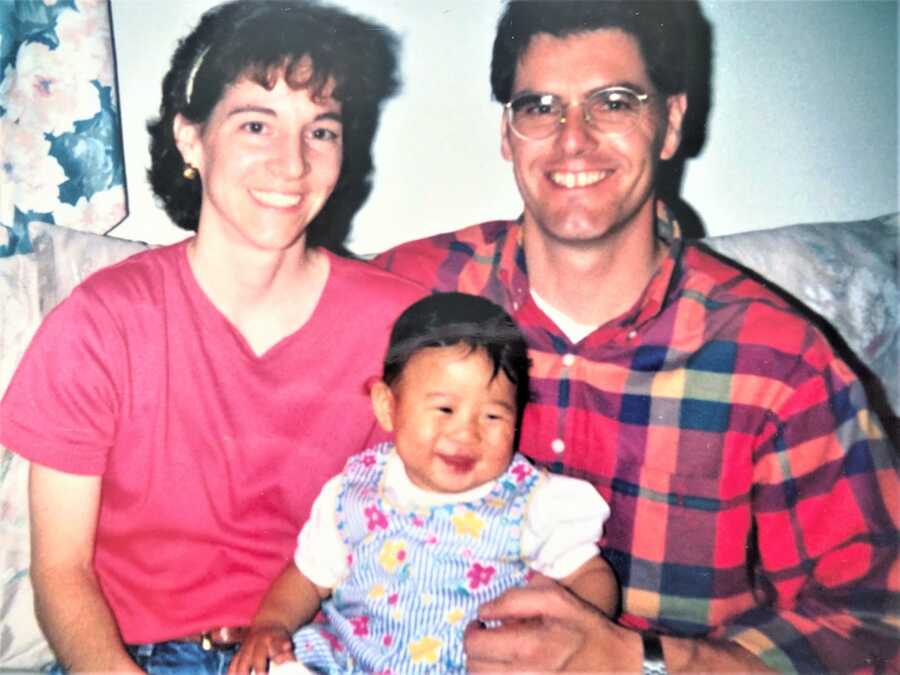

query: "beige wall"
(109, 0), (899, 253)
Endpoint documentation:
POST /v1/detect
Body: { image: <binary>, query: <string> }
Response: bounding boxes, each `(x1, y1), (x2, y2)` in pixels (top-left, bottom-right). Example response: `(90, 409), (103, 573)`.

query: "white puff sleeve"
(293, 475), (349, 590)
(520, 474), (610, 579)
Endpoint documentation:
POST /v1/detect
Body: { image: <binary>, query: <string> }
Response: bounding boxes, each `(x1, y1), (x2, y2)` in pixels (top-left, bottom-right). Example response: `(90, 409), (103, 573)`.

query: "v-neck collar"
(175, 240), (337, 362)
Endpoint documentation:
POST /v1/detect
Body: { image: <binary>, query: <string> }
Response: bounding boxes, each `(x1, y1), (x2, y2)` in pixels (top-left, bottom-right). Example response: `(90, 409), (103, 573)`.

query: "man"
(373, 1), (899, 672)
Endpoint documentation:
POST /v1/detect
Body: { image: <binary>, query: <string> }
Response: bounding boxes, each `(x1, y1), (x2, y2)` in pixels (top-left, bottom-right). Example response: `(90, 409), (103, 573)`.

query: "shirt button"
(551, 438), (565, 454)
(562, 353), (575, 367)
(627, 329), (638, 340)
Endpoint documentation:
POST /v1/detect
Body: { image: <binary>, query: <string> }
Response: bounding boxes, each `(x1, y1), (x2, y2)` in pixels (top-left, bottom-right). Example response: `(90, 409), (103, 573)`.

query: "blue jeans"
(48, 640), (238, 675)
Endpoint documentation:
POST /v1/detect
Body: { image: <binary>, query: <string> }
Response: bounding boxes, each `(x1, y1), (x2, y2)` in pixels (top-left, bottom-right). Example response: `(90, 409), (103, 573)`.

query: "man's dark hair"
(491, 0), (689, 103)
(383, 293), (532, 424)
(146, 0), (399, 251)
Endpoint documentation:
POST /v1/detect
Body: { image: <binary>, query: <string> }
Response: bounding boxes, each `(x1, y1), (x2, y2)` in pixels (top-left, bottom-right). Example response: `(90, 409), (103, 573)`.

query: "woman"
(0, 1), (422, 672)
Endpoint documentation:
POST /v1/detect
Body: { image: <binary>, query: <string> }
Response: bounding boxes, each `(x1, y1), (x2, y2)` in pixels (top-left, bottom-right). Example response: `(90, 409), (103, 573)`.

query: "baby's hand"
(227, 625), (296, 675)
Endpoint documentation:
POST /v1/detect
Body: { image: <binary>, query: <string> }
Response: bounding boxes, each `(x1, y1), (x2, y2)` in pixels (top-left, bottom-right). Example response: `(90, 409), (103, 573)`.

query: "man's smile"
(548, 169), (612, 189)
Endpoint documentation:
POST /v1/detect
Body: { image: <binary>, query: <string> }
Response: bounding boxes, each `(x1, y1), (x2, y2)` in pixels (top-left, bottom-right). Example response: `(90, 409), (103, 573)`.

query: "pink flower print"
(350, 615), (369, 637)
(365, 505), (388, 531)
(346, 553), (354, 566)
(425, 533), (439, 545)
(320, 629), (343, 652)
(511, 463), (532, 483)
(388, 593), (399, 606)
(411, 515), (425, 527)
(383, 635), (394, 647)
(361, 452), (377, 468)
(467, 563), (496, 590)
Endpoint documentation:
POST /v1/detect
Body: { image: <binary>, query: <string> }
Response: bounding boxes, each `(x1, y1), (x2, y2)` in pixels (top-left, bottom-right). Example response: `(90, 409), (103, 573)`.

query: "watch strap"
(641, 632), (668, 675)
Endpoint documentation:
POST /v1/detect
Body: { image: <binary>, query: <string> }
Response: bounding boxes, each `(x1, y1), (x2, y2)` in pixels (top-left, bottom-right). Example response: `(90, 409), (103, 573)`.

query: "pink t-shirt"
(0, 240), (423, 643)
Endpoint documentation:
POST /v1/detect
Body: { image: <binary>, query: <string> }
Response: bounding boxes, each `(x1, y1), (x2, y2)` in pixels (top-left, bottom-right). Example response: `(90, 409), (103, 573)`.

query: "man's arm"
(464, 579), (772, 673)
(465, 371), (899, 673)
(558, 556), (618, 618)
(29, 462), (140, 673)
(714, 366), (900, 672)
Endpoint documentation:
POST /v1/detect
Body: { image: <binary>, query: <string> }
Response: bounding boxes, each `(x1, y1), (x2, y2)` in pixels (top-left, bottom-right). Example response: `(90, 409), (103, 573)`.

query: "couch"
(1, 214), (897, 670)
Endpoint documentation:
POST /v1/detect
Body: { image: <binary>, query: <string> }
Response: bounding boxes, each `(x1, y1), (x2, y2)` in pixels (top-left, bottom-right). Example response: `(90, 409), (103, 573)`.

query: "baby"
(230, 292), (618, 674)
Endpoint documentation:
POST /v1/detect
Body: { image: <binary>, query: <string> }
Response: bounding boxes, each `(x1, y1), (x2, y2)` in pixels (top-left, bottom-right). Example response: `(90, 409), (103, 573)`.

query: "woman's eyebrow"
(223, 107), (343, 122)
(226, 105), (276, 117)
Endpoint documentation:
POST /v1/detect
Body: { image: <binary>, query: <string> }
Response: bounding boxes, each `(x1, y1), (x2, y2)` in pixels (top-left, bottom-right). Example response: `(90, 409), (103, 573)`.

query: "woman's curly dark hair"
(146, 0), (399, 251)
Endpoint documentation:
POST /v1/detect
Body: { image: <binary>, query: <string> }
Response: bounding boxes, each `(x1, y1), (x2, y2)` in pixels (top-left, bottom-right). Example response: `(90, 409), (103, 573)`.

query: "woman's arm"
(29, 463), (141, 673)
(228, 562), (329, 675)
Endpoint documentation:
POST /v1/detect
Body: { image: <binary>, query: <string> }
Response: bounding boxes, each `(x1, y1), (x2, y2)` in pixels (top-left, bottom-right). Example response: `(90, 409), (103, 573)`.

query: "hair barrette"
(185, 45), (211, 105)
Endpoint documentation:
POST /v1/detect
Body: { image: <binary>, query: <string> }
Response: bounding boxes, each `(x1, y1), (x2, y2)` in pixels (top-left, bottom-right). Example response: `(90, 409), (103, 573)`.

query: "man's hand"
(228, 624), (295, 675)
(463, 576), (641, 672)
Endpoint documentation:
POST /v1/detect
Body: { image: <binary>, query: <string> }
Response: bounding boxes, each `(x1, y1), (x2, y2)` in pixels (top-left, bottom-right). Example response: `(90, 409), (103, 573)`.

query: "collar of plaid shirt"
(496, 202), (684, 340)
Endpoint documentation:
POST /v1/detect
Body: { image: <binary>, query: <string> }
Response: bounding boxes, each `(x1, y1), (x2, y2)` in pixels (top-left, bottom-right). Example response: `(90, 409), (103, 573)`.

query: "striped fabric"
(372, 205), (900, 673)
(293, 445), (537, 673)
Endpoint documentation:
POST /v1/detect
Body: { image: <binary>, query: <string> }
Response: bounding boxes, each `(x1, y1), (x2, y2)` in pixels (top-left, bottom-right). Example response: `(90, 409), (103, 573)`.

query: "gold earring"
(183, 164), (197, 180)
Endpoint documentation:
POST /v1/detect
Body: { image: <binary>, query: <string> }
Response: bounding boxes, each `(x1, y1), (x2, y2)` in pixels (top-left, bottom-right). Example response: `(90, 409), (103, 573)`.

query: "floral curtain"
(0, 0), (126, 257)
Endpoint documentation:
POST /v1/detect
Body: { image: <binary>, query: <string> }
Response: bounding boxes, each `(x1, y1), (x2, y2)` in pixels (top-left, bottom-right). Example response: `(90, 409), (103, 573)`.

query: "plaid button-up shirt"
(372, 207), (899, 673)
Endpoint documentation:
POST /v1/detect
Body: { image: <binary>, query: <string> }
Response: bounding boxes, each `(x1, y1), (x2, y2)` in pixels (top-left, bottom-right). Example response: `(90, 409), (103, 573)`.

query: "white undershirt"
(294, 450), (609, 590)
(530, 289), (598, 344)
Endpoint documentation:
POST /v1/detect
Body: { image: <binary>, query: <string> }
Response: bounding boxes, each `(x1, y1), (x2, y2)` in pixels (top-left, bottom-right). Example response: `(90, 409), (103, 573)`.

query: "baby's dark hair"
(383, 293), (532, 421)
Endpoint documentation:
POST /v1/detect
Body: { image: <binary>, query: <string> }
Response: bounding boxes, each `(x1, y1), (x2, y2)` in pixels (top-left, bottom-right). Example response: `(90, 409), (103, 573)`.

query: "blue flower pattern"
(0, 0), (126, 258)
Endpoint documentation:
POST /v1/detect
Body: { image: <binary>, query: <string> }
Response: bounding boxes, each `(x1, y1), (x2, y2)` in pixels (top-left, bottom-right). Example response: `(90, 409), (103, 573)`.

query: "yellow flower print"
(368, 583), (386, 600)
(445, 608), (465, 625)
(408, 636), (443, 664)
(378, 539), (408, 573)
(452, 509), (486, 538)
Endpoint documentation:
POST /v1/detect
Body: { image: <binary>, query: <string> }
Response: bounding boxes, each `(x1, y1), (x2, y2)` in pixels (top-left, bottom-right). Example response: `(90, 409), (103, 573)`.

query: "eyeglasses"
(505, 86), (651, 141)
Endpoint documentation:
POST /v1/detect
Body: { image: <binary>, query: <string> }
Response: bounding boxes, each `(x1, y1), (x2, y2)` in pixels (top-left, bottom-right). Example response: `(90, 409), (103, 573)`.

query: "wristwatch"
(641, 632), (668, 675)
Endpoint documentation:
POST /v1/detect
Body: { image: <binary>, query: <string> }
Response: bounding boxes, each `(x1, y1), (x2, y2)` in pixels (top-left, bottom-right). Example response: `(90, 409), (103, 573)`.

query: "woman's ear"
(370, 380), (396, 433)
(173, 114), (202, 168)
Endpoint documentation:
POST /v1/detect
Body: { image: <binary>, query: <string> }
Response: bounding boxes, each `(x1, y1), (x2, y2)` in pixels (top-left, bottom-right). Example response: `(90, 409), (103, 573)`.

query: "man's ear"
(659, 93), (687, 161)
(173, 114), (202, 169)
(500, 109), (513, 162)
(370, 380), (396, 433)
